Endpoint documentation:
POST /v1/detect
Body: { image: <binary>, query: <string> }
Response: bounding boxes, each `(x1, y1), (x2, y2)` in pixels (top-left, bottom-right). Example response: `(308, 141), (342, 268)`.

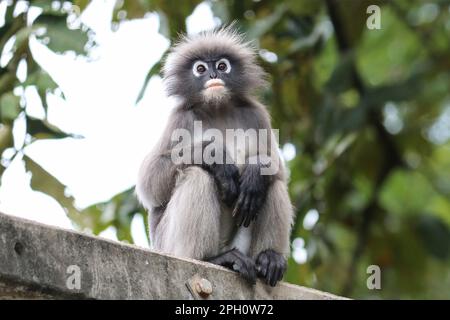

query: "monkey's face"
(165, 52), (255, 106)
(163, 28), (268, 106)
(192, 57), (232, 104)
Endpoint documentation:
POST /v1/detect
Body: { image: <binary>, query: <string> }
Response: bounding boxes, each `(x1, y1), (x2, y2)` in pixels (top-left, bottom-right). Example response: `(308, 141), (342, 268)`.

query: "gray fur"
(163, 25), (268, 106)
(136, 26), (294, 262)
(249, 179), (293, 258)
(153, 166), (222, 259)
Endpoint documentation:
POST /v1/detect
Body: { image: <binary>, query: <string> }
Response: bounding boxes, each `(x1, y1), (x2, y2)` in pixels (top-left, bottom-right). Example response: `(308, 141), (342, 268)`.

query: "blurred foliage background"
(1, 0), (450, 299)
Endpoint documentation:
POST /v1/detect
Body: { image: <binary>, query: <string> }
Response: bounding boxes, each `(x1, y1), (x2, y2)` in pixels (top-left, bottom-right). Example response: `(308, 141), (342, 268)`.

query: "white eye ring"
(216, 58), (231, 73)
(193, 61), (208, 77)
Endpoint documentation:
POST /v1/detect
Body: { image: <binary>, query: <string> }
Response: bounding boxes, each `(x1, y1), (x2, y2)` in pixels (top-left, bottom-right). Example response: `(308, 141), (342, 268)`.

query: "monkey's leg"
(249, 180), (294, 286)
(151, 166), (222, 259)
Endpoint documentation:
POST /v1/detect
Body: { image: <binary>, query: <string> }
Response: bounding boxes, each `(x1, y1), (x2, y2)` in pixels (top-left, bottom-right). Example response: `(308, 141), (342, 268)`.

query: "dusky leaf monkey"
(136, 25), (294, 286)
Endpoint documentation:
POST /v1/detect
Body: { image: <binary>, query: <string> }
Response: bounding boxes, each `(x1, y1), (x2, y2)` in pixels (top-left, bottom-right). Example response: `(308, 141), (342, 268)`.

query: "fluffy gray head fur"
(162, 25), (268, 106)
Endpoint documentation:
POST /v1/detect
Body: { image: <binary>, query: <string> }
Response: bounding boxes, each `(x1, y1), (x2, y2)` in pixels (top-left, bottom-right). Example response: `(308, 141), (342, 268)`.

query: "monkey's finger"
(240, 261), (256, 284)
(231, 251), (256, 284)
(234, 262), (255, 284)
(250, 195), (262, 224)
(280, 259), (287, 282)
(248, 197), (257, 220)
(233, 203), (245, 227)
(236, 194), (250, 227)
(276, 257), (287, 283)
(230, 252), (247, 273)
(243, 201), (255, 227)
(218, 180), (229, 202)
(231, 248), (246, 260)
(241, 268), (256, 284)
(231, 258), (243, 272)
(274, 263), (283, 285)
(267, 260), (278, 287)
(243, 262), (257, 284)
(232, 194), (245, 218)
(255, 194), (267, 218)
(224, 186), (237, 207)
(246, 265), (257, 285)
(228, 181), (239, 204)
(279, 265), (286, 282)
(243, 196), (255, 227)
(256, 253), (269, 278)
(241, 195), (253, 227)
(248, 197), (260, 223)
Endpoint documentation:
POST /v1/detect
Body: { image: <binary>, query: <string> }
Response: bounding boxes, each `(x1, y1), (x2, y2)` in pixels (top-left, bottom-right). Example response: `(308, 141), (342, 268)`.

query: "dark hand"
(255, 249), (286, 287)
(207, 248), (256, 284)
(203, 162), (239, 207)
(233, 164), (270, 227)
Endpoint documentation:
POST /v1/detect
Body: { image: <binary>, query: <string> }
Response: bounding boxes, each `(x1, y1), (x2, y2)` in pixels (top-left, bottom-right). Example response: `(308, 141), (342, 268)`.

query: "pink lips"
(208, 83), (224, 88)
(205, 79), (225, 89)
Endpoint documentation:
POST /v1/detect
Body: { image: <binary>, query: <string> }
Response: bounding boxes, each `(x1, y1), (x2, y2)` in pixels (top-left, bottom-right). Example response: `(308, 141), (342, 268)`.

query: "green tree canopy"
(0, 0), (449, 299)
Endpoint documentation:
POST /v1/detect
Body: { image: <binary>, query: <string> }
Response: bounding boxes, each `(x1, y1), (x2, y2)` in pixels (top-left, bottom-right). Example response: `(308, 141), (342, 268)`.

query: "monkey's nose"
(209, 72), (217, 79)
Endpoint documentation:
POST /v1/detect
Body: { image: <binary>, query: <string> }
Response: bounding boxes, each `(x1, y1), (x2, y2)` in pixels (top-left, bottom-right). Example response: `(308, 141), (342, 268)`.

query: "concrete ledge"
(0, 211), (344, 300)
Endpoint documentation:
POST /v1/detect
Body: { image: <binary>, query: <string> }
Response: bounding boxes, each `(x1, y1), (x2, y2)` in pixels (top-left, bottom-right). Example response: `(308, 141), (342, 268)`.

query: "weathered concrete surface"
(0, 211), (345, 300)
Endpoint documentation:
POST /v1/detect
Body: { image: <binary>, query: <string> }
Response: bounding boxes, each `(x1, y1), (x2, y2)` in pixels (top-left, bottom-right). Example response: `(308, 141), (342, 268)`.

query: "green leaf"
(0, 73), (16, 96)
(156, 10), (171, 39)
(365, 76), (422, 108)
(0, 2), (15, 36)
(24, 70), (58, 90)
(113, 0), (152, 21)
(325, 52), (355, 95)
(73, 0), (91, 12)
(416, 215), (450, 260)
(288, 0), (322, 16)
(0, 123), (13, 151)
(33, 13), (88, 54)
(30, 0), (61, 13)
(26, 116), (78, 139)
(246, 4), (287, 39)
(135, 59), (164, 104)
(332, 0), (383, 48)
(379, 170), (436, 216)
(13, 26), (34, 51)
(24, 155), (80, 226)
(0, 92), (21, 122)
(0, 124), (14, 177)
(23, 69), (59, 113)
(81, 187), (144, 243)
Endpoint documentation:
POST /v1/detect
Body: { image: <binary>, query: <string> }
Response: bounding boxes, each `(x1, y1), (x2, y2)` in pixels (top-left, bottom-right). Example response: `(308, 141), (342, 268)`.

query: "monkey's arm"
(243, 152), (292, 287)
(233, 101), (285, 227)
(233, 157), (274, 227)
(136, 109), (240, 210)
(136, 147), (180, 210)
(137, 139), (239, 211)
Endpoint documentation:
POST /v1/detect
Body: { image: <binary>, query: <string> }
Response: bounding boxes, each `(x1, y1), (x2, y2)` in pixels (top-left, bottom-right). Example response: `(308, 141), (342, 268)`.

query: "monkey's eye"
(197, 65), (206, 73)
(216, 58), (231, 74)
(217, 63), (227, 71)
(193, 61), (208, 77)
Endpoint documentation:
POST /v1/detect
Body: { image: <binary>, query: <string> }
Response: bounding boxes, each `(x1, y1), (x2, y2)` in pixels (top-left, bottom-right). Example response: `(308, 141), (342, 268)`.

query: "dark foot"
(255, 249), (287, 287)
(207, 248), (256, 284)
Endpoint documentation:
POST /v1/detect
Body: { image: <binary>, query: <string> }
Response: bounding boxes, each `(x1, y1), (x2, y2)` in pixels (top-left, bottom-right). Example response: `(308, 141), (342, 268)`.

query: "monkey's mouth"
(205, 79), (225, 89)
